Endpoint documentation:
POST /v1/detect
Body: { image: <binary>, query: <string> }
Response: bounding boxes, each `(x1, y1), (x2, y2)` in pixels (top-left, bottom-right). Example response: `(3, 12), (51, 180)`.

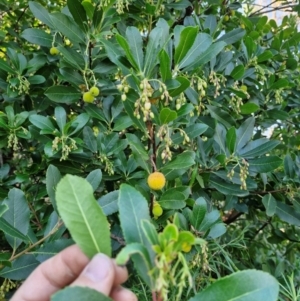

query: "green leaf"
(162, 151), (195, 170)
(126, 27), (144, 71)
(174, 26), (198, 65)
(199, 210), (220, 232)
(118, 184), (151, 246)
(159, 108), (177, 124)
(21, 28), (52, 47)
(34, 239), (74, 262)
(0, 217), (29, 242)
(179, 33), (212, 69)
(248, 156), (282, 173)
(238, 139), (280, 158)
(118, 184), (153, 286)
(98, 191), (119, 216)
(183, 41), (226, 72)
(56, 175), (111, 258)
(29, 115), (56, 132)
(231, 65), (245, 80)
(217, 28), (246, 45)
(86, 169), (102, 191)
(50, 12), (86, 44)
(269, 79), (289, 90)
(159, 49), (172, 81)
(257, 50), (273, 63)
(144, 23), (169, 77)
(240, 103), (260, 115)
(192, 197), (207, 230)
(82, 0), (94, 19)
(55, 107), (67, 132)
(284, 154), (295, 178)
(185, 123), (208, 139)
(0, 59), (16, 74)
(159, 189), (186, 209)
(236, 117), (255, 151)
(67, 0), (88, 30)
(169, 76), (190, 97)
(0, 255), (39, 280)
(84, 104), (106, 123)
(29, 1), (54, 28)
(46, 165), (62, 212)
(189, 270), (279, 301)
(210, 176), (249, 197)
(262, 194), (277, 217)
(115, 34), (139, 71)
(208, 223), (226, 239)
(226, 127), (236, 154)
(115, 242), (151, 267)
(51, 287), (112, 301)
(2, 189), (30, 250)
(206, 105), (235, 129)
(276, 202), (300, 226)
(45, 86), (81, 104)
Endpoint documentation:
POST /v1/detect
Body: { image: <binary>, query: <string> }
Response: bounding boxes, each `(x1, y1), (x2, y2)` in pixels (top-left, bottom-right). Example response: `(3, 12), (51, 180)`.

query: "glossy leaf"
(189, 270), (279, 301)
(50, 12), (86, 44)
(276, 202), (300, 226)
(45, 86), (81, 103)
(174, 26), (198, 65)
(248, 156), (282, 173)
(21, 28), (52, 47)
(86, 169), (102, 191)
(126, 27), (144, 71)
(231, 65), (245, 80)
(160, 108), (177, 124)
(51, 287), (112, 301)
(56, 175), (111, 258)
(236, 117), (255, 152)
(0, 255), (39, 280)
(2, 189), (30, 250)
(262, 194), (277, 217)
(98, 191), (119, 216)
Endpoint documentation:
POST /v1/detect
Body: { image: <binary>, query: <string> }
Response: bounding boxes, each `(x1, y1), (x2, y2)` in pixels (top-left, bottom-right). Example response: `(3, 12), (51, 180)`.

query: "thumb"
(70, 253), (115, 296)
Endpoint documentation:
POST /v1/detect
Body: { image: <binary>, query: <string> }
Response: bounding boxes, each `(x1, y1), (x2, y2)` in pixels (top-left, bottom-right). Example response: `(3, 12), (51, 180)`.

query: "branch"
(8, 220), (64, 262)
(250, 3), (299, 16)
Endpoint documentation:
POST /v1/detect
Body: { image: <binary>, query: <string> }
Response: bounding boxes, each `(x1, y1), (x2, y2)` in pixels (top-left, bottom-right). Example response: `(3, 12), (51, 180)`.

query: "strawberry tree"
(0, 0), (300, 300)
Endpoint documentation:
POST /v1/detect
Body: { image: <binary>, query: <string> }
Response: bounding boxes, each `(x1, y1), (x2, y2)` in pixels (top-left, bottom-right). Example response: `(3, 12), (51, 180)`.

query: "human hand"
(11, 244), (137, 301)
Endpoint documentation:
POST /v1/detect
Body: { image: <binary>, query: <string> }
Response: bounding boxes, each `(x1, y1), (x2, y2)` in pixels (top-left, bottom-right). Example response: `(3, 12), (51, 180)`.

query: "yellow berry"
(181, 242), (192, 253)
(152, 203), (163, 217)
(89, 86), (100, 96)
(224, 15), (230, 22)
(50, 47), (59, 55)
(147, 172), (166, 190)
(241, 23), (245, 29)
(83, 91), (95, 103)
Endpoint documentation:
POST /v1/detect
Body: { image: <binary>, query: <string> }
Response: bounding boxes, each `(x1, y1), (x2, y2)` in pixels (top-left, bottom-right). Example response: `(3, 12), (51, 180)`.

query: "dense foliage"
(0, 0), (300, 300)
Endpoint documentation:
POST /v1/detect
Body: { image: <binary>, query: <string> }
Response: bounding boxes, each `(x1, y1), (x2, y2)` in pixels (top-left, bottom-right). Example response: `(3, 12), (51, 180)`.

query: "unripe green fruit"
(50, 47), (59, 55)
(89, 86), (100, 96)
(83, 92), (95, 103)
(240, 85), (247, 92)
(152, 204), (163, 217)
(224, 15), (230, 22)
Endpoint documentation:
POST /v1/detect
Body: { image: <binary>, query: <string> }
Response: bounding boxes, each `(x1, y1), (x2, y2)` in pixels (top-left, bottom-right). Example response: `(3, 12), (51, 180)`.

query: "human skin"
(11, 244), (137, 301)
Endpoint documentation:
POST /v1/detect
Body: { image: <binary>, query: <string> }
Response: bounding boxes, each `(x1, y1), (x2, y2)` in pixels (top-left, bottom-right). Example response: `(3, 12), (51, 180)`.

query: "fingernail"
(83, 254), (111, 282)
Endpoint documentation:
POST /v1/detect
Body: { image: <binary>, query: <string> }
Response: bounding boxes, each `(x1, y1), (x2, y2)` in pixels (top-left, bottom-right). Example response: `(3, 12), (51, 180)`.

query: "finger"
(113, 261), (128, 286)
(110, 286), (138, 301)
(11, 245), (89, 301)
(70, 253), (117, 295)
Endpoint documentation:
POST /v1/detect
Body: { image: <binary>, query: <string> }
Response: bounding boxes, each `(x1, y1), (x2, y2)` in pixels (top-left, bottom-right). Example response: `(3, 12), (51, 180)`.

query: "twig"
(8, 220), (64, 262)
